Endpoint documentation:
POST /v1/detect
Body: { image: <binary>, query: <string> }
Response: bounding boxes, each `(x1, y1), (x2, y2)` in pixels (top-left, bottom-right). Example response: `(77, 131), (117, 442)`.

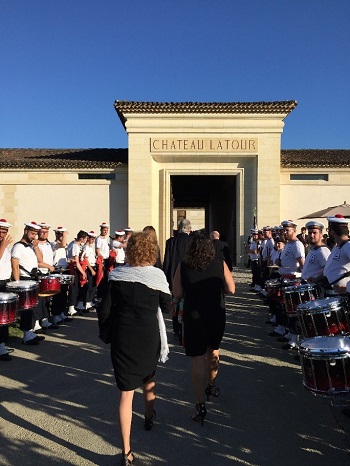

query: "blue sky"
(1, 0), (349, 149)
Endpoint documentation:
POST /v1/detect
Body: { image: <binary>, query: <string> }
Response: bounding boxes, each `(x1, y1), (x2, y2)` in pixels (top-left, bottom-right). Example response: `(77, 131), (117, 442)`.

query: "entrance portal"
(170, 174), (237, 265)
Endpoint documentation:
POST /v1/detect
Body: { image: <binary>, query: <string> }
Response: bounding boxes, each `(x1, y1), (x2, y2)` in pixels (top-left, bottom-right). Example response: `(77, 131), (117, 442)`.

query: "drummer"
(301, 221), (330, 284)
(36, 222), (59, 331)
(95, 222), (111, 305)
(11, 221), (45, 345)
(83, 230), (98, 312)
(272, 220), (305, 341)
(0, 219), (13, 361)
(323, 215), (350, 294)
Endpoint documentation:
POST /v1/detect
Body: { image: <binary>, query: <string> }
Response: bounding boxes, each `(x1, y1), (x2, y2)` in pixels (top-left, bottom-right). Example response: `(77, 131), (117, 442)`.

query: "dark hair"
(76, 230), (88, 240)
(329, 224), (349, 237)
(184, 231), (215, 270)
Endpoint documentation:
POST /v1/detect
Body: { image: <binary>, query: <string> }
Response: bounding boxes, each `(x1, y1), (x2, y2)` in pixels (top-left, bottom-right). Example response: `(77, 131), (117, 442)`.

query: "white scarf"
(109, 265), (170, 363)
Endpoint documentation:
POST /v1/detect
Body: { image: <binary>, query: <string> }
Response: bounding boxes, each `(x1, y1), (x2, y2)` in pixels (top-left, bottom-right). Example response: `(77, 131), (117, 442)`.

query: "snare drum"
(265, 278), (282, 302)
(297, 296), (350, 338)
(0, 292), (19, 326)
(38, 275), (61, 297)
(299, 336), (350, 396)
(6, 281), (39, 310)
(59, 274), (75, 285)
(282, 284), (319, 316)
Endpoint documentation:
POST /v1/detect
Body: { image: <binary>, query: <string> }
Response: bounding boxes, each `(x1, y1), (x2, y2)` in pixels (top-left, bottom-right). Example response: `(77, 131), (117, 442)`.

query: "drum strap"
(329, 271), (350, 286)
(19, 264), (40, 280)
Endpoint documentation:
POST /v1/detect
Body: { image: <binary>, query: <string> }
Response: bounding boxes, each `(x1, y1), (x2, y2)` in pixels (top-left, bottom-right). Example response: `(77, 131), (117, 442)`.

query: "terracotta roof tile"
(281, 149), (350, 168)
(0, 148), (128, 169)
(114, 100), (298, 125)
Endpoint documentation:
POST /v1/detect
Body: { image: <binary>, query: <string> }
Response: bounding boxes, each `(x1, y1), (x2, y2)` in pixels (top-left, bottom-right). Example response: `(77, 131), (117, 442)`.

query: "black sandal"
(192, 402), (207, 426)
(120, 450), (135, 465)
(144, 409), (156, 431)
(205, 384), (220, 401)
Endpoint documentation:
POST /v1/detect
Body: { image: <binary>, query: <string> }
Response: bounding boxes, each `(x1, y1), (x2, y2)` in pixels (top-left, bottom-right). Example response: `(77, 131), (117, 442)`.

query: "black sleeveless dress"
(109, 280), (170, 391)
(180, 258), (226, 356)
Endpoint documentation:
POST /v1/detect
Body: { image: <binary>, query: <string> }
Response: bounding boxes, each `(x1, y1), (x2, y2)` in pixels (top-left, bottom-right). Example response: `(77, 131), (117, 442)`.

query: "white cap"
(115, 230), (125, 236)
(0, 218), (12, 229)
(24, 221), (41, 231)
(54, 226), (68, 232)
(327, 214), (349, 224)
(281, 219), (298, 228)
(87, 230), (98, 238)
(305, 221), (325, 230)
(124, 227), (134, 232)
(39, 222), (51, 229)
(99, 222), (110, 228)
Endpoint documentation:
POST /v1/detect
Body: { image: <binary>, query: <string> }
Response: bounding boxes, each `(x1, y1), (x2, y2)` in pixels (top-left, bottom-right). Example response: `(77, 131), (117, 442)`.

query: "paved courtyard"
(1, 268), (350, 465)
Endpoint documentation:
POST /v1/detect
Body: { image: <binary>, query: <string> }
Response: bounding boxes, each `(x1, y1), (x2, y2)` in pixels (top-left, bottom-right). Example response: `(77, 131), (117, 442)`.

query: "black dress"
(110, 280), (170, 391)
(180, 258), (226, 357)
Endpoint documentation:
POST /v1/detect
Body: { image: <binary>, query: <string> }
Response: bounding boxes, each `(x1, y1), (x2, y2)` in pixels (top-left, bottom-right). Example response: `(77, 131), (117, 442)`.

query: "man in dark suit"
(297, 227), (309, 249)
(210, 231), (233, 271)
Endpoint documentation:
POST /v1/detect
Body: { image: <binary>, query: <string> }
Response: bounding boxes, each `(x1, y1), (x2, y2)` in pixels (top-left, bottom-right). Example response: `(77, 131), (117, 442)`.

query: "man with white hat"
(248, 229), (262, 291)
(0, 219), (13, 360)
(323, 214), (350, 293)
(11, 221), (45, 345)
(302, 221), (330, 283)
(83, 230), (98, 311)
(112, 230), (126, 266)
(95, 222), (111, 304)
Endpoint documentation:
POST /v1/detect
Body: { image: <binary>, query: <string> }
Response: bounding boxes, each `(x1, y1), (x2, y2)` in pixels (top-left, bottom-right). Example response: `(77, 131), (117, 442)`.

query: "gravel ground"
(1, 267), (350, 465)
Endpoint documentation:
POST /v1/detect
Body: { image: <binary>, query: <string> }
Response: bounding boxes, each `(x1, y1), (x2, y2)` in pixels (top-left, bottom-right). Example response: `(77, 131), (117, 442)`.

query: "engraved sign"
(150, 138), (258, 152)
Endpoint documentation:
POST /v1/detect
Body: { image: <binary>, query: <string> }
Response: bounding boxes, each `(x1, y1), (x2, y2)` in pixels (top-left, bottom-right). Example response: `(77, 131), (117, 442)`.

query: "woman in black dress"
(173, 231), (235, 425)
(108, 231), (171, 465)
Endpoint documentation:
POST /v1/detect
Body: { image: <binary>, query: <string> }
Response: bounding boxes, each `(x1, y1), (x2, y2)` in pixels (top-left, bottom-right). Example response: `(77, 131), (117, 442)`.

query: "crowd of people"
(0, 217), (236, 466)
(246, 215), (350, 350)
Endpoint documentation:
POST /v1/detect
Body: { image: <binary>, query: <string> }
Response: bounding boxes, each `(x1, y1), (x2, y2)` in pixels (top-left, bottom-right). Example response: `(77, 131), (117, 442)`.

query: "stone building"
(1, 100), (349, 265)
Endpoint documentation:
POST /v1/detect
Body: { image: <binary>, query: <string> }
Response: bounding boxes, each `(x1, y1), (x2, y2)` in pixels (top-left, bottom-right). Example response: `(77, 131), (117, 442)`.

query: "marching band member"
(302, 221), (330, 284)
(36, 222), (59, 331)
(112, 230), (126, 266)
(272, 220), (305, 341)
(11, 221), (45, 345)
(84, 231), (98, 311)
(68, 230), (88, 313)
(0, 219), (13, 361)
(248, 229), (261, 292)
(95, 222), (110, 304)
(323, 215), (350, 294)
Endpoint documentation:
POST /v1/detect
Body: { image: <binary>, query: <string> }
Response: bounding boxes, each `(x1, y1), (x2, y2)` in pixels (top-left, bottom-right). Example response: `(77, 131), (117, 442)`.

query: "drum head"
(7, 280), (38, 290)
(0, 292), (19, 303)
(299, 335), (350, 357)
(297, 297), (343, 313)
(265, 278), (280, 288)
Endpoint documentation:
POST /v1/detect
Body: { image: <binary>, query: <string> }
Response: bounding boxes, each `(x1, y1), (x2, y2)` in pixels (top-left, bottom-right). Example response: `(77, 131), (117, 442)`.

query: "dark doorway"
(170, 175), (237, 265)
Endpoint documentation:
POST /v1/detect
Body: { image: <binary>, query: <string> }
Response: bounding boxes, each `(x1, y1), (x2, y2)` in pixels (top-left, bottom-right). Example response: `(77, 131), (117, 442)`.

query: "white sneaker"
(254, 285), (262, 292)
(24, 330), (38, 342)
(76, 301), (86, 311)
(53, 315), (62, 324)
(260, 289), (268, 297)
(33, 320), (42, 331)
(269, 315), (277, 324)
(68, 306), (77, 316)
(0, 342), (7, 355)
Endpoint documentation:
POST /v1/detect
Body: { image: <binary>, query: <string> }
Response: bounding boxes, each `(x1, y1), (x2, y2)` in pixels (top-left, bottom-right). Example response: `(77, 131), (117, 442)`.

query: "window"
(290, 174), (328, 181)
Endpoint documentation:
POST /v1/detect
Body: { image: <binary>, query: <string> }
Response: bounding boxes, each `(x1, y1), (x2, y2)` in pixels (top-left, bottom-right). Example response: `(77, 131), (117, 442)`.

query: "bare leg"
(191, 355), (206, 404)
(206, 347), (220, 385)
(118, 390), (134, 459)
(143, 376), (156, 419)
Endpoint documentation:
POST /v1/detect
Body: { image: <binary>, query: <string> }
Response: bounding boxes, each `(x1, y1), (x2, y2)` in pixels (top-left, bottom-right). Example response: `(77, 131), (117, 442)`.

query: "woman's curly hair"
(184, 230), (215, 270)
(126, 231), (158, 266)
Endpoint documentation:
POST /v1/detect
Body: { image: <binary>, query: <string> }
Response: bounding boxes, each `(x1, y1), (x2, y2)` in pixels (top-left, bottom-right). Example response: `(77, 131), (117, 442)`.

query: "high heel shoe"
(205, 384), (220, 401)
(120, 449), (135, 466)
(192, 402), (207, 426)
(144, 409), (156, 431)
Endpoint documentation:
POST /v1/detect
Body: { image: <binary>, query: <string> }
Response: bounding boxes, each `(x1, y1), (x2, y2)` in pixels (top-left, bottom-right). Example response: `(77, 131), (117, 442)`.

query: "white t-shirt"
(279, 240), (305, 275)
(262, 238), (275, 261)
(302, 245), (330, 280)
(38, 241), (54, 273)
(51, 241), (68, 268)
(249, 240), (260, 261)
(11, 242), (38, 278)
(85, 243), (96, 267)
(0, 247), (12, 280)
(323, 241), (350, 287)
(96, 236), (109, 259)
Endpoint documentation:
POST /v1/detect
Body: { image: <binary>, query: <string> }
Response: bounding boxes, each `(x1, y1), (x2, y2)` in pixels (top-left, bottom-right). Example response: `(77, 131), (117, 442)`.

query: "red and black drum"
(297, 296), (350, 338)
(0, 292), (19, 326)
(265, 278), (282, 302)
(6, 280), (39, 310)
(299, 335), (350, 397)
(38, 275), (61, 297)
(282, 283), (320, 317)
